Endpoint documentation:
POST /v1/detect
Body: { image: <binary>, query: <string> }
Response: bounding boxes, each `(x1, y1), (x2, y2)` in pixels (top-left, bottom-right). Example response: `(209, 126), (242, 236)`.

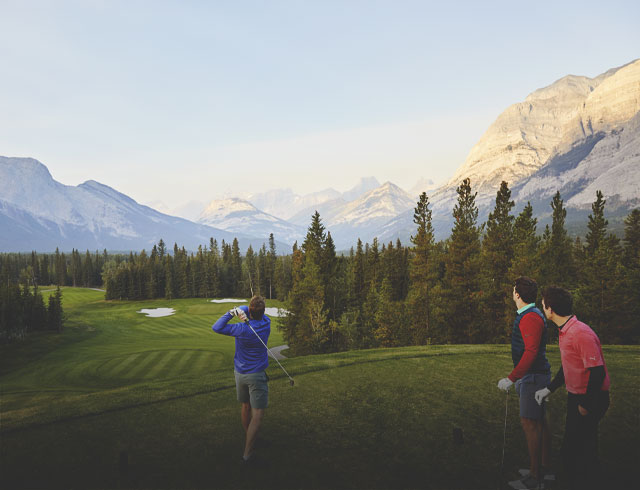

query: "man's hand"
(535, 387), (551, 405)
(229, 307), (248, 322)
(497, 378), (514, 392)
(578, 405), (588, 416)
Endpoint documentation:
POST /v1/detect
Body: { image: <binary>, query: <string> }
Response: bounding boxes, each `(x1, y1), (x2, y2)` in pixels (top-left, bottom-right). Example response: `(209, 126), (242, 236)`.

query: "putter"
(235, 309), (295, 386)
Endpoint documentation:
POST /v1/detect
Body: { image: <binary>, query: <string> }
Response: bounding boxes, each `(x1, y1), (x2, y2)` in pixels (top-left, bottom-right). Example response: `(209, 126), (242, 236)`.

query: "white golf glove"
(497, 377), (514, 392)
(535, 387), (551, 405)
(229, 307), (248, 322)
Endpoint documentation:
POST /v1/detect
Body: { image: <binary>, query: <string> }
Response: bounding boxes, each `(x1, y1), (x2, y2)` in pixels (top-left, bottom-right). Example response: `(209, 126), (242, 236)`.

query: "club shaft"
(499, 390), (509, 490)
(245, 321), (294, 382)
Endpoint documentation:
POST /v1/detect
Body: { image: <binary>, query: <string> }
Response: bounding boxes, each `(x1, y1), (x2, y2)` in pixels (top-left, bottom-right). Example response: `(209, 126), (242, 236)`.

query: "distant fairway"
(1, 288), (637, 489)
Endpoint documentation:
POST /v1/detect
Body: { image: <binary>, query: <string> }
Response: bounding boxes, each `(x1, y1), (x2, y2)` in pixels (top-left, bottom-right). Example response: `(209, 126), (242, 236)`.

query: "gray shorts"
(234, 370), (269, 409)
(515, 373), (551, 420)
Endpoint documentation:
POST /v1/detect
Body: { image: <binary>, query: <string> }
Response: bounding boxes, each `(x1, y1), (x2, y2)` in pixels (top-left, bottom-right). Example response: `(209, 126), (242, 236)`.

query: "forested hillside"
(2, 181), (639, 348)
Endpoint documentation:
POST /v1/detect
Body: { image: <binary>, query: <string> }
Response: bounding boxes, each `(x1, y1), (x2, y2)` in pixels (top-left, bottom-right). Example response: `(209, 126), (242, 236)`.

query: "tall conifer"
(444, 178), (482, 343)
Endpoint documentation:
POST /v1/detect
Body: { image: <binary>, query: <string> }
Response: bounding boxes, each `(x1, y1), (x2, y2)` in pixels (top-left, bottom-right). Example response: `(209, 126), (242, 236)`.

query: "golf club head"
(289, 379), (295, 386)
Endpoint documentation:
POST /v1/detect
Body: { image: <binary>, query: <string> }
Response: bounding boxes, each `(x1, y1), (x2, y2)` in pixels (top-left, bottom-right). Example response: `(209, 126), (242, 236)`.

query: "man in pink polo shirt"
(535, 286), (610, 490)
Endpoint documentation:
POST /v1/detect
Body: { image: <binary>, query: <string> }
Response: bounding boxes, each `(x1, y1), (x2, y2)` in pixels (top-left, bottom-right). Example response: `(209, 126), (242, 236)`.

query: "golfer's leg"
(521, 417), (541, 477)
(241, 402), (252, 433)
(243, 408), (265, 458)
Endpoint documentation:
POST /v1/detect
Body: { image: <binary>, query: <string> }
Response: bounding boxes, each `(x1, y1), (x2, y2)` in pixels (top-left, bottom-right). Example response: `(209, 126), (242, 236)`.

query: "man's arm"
(580, 365), (606, 413)
(547, 365), (565, 392)
(534, 365), (564, 405)
(508, 313), (544, 382)
(212, 311), (247, 337)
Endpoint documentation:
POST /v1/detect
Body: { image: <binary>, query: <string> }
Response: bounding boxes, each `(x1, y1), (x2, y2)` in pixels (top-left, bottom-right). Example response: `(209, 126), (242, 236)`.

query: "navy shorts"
(515, 373), (551, 420)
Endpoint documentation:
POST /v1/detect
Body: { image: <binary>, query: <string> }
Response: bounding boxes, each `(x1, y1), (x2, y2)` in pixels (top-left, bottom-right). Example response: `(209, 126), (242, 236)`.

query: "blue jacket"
(212, 305), (271, 374)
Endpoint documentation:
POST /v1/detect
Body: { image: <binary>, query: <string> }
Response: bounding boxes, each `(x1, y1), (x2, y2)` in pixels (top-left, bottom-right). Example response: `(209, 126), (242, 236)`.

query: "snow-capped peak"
(199, 198), (258, 221)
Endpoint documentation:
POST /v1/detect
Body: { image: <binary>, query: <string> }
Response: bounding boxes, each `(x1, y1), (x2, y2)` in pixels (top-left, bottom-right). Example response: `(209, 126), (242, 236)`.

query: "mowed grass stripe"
(145, 350), (180, 380)
(170, 350), (199, 377)
(190, 350), (215, 376)
(109, 353), (143, 378)
(155, 350), (191, 380)
(168, 316), (205, 334)
(125, 351), (164, 379)
(136, 320), (182, 338)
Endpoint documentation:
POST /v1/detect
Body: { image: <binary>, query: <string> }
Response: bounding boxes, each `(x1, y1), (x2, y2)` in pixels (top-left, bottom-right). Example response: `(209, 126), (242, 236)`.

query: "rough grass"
(1, 288), (638, 489)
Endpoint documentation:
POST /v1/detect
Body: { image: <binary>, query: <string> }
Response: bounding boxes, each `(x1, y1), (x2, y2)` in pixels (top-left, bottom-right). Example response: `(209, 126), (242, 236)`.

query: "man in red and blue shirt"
(498, 276), (551, 489)
(535, 286), (610, 490)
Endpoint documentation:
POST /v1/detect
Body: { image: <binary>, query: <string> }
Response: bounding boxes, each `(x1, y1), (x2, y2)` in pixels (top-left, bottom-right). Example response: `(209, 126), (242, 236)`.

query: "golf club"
(498, 389), (510, 490)
(234, 308), (295, 386)
(537, 399), (545, 490)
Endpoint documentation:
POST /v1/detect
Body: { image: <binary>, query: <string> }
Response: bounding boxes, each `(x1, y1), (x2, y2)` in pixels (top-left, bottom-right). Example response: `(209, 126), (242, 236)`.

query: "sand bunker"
(265, 307), (289, 317)
(210, 298), (247, 303)
(137, 308), (176, 317)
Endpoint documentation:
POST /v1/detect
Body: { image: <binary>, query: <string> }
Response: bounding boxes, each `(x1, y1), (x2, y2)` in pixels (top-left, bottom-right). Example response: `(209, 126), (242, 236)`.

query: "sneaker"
(241, 453), (262, 468)
(508, 474), (545, 489)
(518, 469), (556, 481)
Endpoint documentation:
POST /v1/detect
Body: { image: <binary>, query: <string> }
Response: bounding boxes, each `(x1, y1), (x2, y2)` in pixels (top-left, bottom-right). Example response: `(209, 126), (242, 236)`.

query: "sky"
(1, 0), (639, 209)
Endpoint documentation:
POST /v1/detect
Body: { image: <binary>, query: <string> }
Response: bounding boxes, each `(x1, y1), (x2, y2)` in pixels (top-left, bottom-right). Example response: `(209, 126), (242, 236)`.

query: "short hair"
(514, 276), (538, 304)
(541, 286), (573, 316)
(249, 295), (266, 320)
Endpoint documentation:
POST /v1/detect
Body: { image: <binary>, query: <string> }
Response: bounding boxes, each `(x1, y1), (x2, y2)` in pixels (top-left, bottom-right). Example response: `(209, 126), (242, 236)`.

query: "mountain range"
(1, 59), (639, 252)
(0, 157), (290, 252)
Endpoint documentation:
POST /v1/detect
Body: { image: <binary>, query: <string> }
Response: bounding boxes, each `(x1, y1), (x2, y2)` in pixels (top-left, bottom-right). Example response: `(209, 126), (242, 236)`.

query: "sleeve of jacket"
(212, 312), (248, 337)
(508, 312), (544, 382)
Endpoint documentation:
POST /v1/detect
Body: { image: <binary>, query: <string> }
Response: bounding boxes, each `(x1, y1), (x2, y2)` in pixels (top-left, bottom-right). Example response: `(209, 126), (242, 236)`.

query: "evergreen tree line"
(2, 180), (638, 349)
(102, 235), (292, 302)
(0, 248), (113, 289)
(281, 180), (640, 354)
(0, 281), (63, 342)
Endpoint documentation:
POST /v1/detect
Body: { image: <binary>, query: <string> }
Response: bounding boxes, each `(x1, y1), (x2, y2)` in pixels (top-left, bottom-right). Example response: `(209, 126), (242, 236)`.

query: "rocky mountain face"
(381, 59), (640, 241)
(443, 59), (640, 204)
(197, 197), (306, 246)
(0, 157), (278, 252)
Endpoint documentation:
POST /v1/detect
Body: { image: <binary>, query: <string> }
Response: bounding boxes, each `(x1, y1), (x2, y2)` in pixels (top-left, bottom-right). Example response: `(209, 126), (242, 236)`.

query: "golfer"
(535, 286), (610, 490)
(212, 295), (270, 463)
(497, 276), (551, 489)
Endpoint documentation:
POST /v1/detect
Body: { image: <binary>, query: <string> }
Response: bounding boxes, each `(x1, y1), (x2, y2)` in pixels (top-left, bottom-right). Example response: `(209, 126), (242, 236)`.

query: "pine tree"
(509, 202), (539, 278)
(585, 191), (607, 255)
(267, 234), (277, 299)
(407, 192), (437, 344)
(231, 239), (243, 297)
(617, 209), (640, 342)
(444, 178), (482, 343)
(245, 245), (257, 296)
(373, 277), (404, 347)
(575, 192), (622, 340)
(539, 192), (575, 288)
(47, 287), (64, 332)
(481, 181), (515, 342)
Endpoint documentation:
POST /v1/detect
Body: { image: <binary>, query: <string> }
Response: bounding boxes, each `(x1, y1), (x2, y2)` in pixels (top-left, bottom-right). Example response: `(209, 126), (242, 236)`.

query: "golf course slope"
(1, 288), (637, 489)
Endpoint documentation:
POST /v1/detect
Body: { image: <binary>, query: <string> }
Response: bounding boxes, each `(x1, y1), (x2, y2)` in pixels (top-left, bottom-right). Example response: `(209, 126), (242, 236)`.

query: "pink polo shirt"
(559, 316), (610, 394)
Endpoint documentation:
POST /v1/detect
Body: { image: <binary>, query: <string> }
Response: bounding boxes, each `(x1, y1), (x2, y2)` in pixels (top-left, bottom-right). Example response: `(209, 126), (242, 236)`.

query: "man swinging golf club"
(212, 295), (270, 464)
(497, 276), (552, 489)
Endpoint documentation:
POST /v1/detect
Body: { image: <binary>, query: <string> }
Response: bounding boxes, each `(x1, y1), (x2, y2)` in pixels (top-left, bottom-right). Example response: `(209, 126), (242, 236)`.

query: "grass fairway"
(1, 288), (638, 489)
